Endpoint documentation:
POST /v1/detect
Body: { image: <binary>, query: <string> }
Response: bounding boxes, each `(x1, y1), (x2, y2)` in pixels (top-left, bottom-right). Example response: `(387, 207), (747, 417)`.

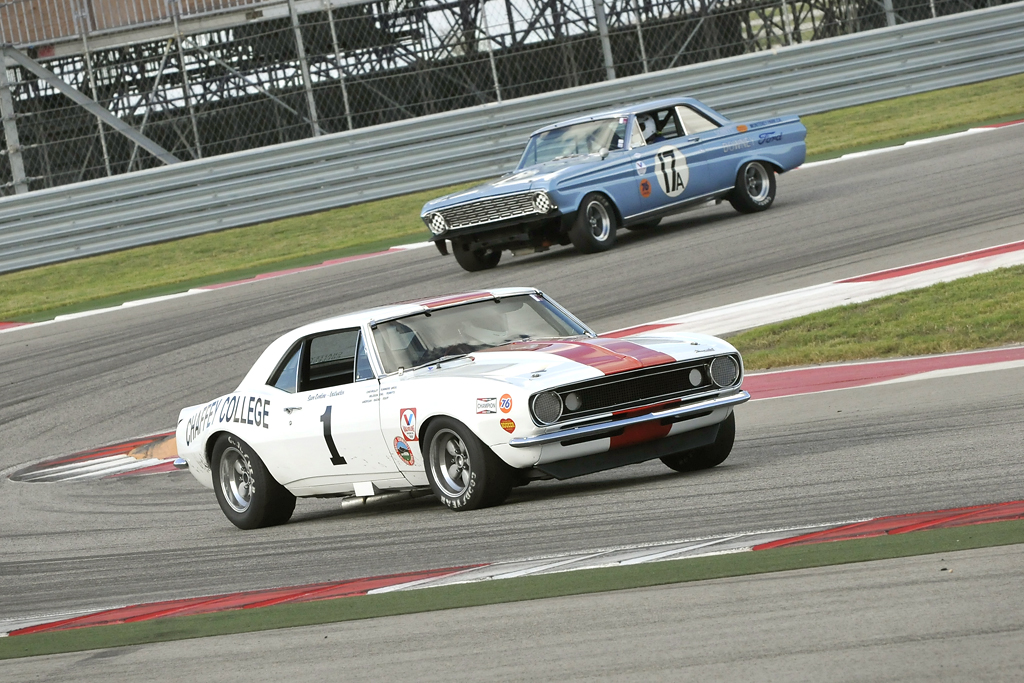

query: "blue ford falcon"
(421, 97), (806, 272)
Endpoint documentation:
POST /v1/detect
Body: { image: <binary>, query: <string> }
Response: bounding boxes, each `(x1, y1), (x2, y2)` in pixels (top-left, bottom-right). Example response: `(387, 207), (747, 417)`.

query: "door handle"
(284, 406), (302, 414)
(687, 136), (701, 142)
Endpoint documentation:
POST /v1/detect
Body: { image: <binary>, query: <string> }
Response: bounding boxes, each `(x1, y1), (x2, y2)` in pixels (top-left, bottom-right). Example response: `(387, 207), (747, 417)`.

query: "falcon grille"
(433, 192), (543, 231)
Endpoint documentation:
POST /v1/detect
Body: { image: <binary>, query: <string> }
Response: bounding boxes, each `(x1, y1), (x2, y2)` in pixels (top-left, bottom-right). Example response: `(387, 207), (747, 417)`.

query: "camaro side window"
(354, 334), (375, 382)
(268, 342), (302, 394)
(676, 106), (719, 135)
(301, 329), (361, 392)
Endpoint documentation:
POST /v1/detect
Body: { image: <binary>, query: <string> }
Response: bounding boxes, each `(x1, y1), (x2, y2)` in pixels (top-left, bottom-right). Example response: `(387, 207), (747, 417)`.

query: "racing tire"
(569, 193), (618, 253)
(728, 161), (776, 214)
(452, 239), (501, 272)
(625, 218), (661, 231)
(424, 417), (515, 511)
(212, 434), (296, 530)
(660, 412), (736, 473)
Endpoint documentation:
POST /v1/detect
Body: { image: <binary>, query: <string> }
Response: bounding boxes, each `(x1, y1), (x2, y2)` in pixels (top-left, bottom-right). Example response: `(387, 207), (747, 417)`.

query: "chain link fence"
(0, 0), (1011, 195)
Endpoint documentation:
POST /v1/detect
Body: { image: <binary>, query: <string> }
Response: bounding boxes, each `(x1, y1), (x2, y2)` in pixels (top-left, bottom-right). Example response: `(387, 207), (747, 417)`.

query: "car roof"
(237, 287), (541, 388)
(529, 96), (712, 136)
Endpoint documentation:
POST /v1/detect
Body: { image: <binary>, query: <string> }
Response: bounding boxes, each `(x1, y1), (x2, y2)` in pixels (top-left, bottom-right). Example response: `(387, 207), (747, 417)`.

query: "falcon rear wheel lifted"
(660, 412), (736, 473)
(212, 434), (295, 529)
(452, 239), (502, 272)
(424, 417), (514, 511)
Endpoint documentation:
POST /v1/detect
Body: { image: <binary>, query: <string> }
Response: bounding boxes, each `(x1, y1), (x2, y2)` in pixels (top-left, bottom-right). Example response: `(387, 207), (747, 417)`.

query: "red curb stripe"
(744, 346), (1024, 400)
(105, 461), (180, 477)
(12, 433), (174, 474)
(981, 119), (1024, 128)
(886, 501), (1024, 535)
(838, 239), (1024, 283)
(9, 565), (485, 635)
(198, 250), (395, 291)
(752, 500), (1024, 550)
(0, 322), (28, 330)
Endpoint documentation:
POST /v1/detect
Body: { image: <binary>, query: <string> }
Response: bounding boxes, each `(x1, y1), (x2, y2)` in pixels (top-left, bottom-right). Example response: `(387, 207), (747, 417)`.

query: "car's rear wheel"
(452, 239), (501, 272)
(570, 193), (618, 253)
(660, 412), (736, 473)
(729, 161), (776, 213)
(212, 434), (295, 529)
(424, 417), (514, 510)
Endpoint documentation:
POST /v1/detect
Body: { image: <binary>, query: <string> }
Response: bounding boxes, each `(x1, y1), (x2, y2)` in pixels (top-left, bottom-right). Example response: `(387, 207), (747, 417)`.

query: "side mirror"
(599, 147), (609, 159)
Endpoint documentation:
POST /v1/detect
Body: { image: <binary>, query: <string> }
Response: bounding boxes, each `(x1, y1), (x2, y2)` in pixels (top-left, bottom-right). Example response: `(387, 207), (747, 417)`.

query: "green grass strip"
(730, 264), (1024, 370)
(1, 73), (1022, 322)
(0, 183), (474, 322)
(2, 519), (1021, 660)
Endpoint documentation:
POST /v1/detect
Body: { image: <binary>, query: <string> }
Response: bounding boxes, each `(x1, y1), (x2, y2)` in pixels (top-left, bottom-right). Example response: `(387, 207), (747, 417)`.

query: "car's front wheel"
(660, 412), (736, 473)
(570, 193), (618, 253)
(424, 417), (514, 510)
(729, 161), (776, 213)
(452, 239), (501, 272)
(212, 434), (295, 529)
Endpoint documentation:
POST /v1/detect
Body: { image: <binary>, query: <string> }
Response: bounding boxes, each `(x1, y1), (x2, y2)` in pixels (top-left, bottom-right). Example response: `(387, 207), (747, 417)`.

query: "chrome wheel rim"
(429, 429), (472, 498)
(585, 200), (611, 242)
(744, 163), (770, 202)
(219, 445), (254, 513)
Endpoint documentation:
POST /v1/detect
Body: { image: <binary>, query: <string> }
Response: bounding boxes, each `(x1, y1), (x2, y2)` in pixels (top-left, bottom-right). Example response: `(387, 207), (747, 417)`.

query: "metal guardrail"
(1, 3), (1023, 275)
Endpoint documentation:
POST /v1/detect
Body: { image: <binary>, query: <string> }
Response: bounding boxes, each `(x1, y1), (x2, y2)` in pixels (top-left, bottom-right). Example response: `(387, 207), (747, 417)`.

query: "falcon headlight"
(425, 212), (449, 235)
(533, 192), (555, 213)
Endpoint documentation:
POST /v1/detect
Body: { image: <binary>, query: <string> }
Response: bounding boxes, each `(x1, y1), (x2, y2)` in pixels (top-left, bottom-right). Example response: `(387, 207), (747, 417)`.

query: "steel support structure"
(0, 61), (28, 194)
(2, 47), (180, 165)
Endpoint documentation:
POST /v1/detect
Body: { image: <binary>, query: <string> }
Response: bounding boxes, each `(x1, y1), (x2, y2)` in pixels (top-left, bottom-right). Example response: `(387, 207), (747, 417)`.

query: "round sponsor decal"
(400, 408), (417, 441)
(394, 437), (414, 466)
(653, 145), (689, 198)
(500, 418), (516, 433)
(639, 178), (652, 198)
(499, 394), (513, 413)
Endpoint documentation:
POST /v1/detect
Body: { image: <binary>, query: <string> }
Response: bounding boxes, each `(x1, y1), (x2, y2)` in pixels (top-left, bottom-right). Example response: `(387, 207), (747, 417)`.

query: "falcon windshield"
(372, 294), (588, 374)
(518, 118), (627, 168)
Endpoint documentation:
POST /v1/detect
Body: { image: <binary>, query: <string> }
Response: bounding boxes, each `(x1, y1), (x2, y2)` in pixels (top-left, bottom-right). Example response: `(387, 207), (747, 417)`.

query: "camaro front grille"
(438, 192), (543, 230)
(533, 356), (741, 426)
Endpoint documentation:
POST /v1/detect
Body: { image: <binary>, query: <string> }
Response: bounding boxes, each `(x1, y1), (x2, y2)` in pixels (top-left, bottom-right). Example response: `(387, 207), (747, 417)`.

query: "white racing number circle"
(654, 146), (689, 198)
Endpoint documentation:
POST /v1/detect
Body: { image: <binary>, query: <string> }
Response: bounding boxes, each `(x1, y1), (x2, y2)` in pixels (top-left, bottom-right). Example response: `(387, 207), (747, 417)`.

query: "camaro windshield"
(372, 294), (588, 373)
(518, 118), (627, 167)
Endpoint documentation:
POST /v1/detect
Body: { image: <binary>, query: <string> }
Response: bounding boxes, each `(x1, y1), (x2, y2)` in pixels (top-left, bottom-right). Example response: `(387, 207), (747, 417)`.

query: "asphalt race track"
(1, 126), (1023, 625)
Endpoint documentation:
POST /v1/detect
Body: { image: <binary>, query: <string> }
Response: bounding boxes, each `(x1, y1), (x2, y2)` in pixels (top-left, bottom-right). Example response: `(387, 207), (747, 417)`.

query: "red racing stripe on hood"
(480, 338), (676, 374)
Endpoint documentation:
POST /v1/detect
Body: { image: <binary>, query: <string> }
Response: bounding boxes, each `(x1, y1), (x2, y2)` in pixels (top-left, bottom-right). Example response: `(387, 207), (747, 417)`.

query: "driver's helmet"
(637, 114), (657, 141)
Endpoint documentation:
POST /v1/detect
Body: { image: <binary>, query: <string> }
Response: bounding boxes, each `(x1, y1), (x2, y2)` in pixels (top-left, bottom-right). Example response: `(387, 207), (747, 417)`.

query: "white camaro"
(176, 288), (749, 529)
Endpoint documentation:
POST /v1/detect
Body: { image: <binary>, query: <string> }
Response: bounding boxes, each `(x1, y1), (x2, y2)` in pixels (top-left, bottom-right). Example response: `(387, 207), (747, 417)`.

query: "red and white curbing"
(798, 119), (1024, 170)
(6, 500), (1022, 637)
(608, 238), (1024, 339)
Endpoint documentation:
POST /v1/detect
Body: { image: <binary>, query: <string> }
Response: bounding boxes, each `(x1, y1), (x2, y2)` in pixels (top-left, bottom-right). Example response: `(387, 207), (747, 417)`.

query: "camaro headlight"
(709, 356), (739, 387)
(533, 192), (555, 213)
(425, 212), (448, 235)
(531, 391), (563, 425)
